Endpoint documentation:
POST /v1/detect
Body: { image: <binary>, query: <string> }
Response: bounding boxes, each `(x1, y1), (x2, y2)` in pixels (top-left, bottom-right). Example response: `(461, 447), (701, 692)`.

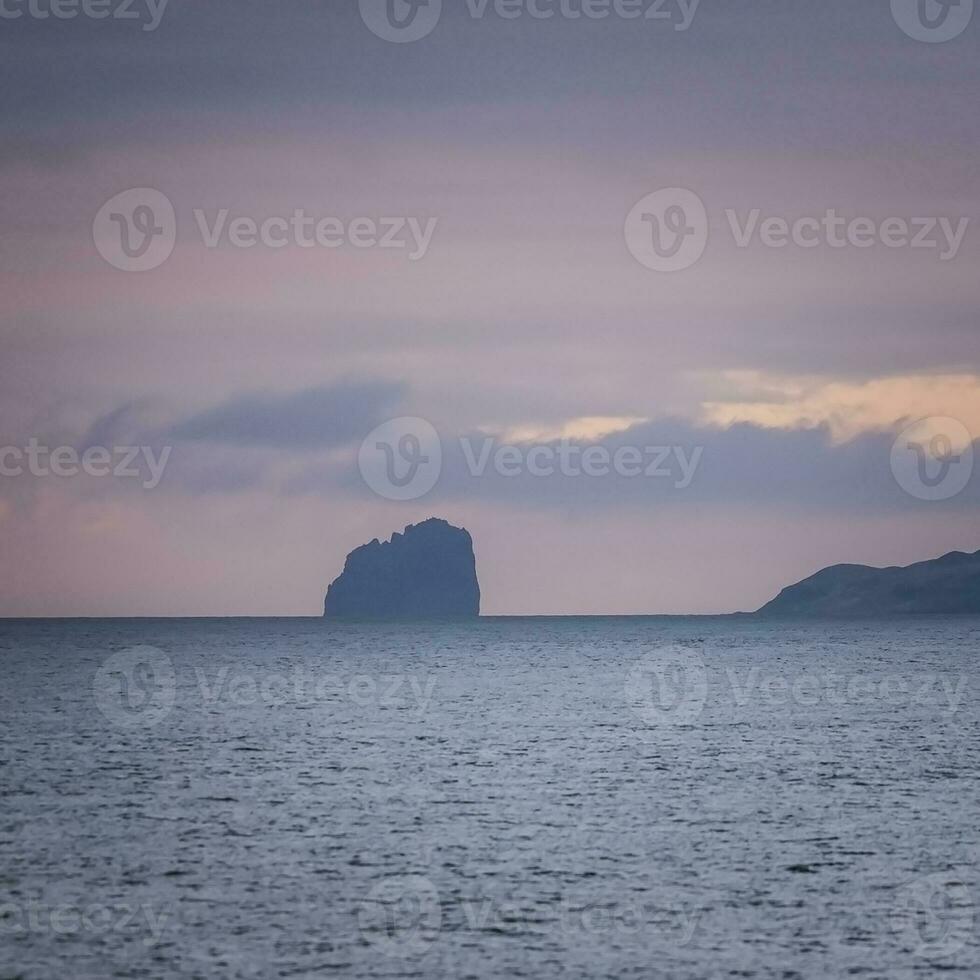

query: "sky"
(1, 0), (978, 616)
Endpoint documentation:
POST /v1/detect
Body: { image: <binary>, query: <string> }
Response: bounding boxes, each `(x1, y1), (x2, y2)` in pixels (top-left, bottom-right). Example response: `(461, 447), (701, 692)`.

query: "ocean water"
(1, 616), (978, 979)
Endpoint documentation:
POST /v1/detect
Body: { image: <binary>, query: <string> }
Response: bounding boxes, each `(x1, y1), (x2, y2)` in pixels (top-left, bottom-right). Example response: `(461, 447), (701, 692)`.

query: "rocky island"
(757, 549), (980, 617)
(324, 518), (480, 619)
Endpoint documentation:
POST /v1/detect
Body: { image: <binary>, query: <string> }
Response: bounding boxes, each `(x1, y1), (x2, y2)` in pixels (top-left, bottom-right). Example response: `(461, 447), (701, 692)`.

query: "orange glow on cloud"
(702, 372), (980, 446)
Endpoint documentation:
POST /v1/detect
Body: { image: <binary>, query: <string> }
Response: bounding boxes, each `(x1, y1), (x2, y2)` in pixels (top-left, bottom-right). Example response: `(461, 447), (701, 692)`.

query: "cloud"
(702, 372), (980, 444)
(333, 416), (979, 515)
(20, 384), (978, 517)
(496, 416), (649, 443)
(146, 388), (976, 514)
(169, 381), (405, 449)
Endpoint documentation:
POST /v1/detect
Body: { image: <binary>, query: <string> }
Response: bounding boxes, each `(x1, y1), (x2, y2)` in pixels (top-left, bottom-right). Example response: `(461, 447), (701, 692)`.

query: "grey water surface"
(1, 617), (978, 979)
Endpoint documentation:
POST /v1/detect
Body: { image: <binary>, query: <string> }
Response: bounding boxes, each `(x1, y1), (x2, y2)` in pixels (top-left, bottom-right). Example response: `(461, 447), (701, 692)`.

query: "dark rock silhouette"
(324, 518), (480, 619)
(757, 549), (980, 617)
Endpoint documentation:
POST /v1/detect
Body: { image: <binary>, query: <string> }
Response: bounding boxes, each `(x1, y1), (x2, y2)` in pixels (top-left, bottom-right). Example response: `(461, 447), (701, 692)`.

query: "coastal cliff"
(324, 518), (480, 619)
(757, 549), (980, 617)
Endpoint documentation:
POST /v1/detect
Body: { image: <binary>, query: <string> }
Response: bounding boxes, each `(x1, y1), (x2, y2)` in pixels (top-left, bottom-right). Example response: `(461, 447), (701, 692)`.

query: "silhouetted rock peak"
(757, 549), (980, 617)
(323, 518), (480, 619)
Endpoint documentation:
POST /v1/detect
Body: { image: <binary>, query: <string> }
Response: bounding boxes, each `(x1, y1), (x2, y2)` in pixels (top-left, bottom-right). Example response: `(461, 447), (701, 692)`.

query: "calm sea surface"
(1, 617), (978, 979)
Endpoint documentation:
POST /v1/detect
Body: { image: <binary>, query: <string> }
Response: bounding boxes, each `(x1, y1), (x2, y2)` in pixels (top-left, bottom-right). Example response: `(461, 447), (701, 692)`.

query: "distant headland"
(323, 518), (480, 619)
(323, 519), (979, 619)
(756, 549), (980, 617)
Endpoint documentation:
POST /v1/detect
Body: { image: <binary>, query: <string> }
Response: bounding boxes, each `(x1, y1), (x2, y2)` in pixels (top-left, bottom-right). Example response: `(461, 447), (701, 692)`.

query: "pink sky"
(1, 2), (978, 614)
